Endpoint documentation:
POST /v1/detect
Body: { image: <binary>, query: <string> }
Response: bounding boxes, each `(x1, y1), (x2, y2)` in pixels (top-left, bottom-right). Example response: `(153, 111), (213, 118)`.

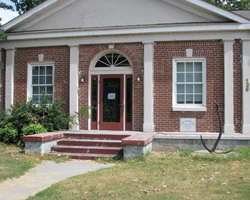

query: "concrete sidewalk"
(0, 160), (112, 200)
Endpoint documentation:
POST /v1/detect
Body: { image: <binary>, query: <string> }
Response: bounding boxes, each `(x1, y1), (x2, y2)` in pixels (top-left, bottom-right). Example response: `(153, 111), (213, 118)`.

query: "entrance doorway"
(91, 75), (132, 130)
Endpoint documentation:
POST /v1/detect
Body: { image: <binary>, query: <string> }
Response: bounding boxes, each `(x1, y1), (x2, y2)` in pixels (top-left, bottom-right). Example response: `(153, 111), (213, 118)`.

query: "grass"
(27, 148), (250, 200)
(0, 142), (70, 182)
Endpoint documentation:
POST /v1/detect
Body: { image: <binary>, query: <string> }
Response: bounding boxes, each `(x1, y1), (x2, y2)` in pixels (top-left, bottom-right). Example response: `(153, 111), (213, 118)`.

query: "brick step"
(63, 133), (130, 140)
(58, 139), (122, 147)
(51, 145), (123, 155)
(47, 152), (117, 160)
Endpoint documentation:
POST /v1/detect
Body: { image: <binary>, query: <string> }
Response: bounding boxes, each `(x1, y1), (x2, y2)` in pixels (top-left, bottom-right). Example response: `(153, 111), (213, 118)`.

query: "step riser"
(48, 153), (120, 160)
(51, 147), (123, 155)
(63, 133), (130, 140)
(57, 140), (122, 147)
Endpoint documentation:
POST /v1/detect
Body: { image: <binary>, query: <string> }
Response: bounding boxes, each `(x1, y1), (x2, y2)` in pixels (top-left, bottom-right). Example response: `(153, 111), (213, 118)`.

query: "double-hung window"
(28, 63), (54, 104)
(173, 58), (206, 111)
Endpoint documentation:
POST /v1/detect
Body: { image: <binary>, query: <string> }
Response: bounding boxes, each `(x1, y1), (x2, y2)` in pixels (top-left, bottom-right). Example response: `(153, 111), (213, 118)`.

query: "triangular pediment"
(4, 0), (244, 33)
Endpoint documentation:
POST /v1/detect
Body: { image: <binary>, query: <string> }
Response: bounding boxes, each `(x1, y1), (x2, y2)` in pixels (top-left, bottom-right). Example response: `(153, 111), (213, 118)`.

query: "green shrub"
(22, 124), (47, 136)
(0, 123), (19, 144)
(0, 110), (7, 128)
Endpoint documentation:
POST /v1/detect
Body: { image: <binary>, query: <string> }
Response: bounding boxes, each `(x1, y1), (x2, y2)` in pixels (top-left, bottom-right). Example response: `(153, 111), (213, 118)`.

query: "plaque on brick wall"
(180, 118), (196, 132)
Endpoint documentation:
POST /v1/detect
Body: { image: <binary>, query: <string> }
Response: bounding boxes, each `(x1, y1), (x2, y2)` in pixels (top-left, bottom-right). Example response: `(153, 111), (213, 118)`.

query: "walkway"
(0, 160), (112, 200)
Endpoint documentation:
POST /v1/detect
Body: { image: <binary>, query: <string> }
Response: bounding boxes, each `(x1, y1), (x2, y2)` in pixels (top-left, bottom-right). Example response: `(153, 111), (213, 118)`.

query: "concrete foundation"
(123, 142), (152, 161)
(25, 139), (59, 156)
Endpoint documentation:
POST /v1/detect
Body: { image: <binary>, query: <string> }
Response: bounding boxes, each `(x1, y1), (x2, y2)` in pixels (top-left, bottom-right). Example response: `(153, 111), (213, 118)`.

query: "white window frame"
(172, 58), (206, 112)
(27, 62), (55, 103)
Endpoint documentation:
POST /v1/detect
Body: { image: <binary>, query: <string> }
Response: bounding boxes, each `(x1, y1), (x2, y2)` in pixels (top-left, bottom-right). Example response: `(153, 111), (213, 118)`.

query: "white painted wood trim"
(143, 41), (154, 132)
(242, 39), (250, 134)
(5, 49), (15, 110)
(223, 39), (235, 134)
(186, 0), (250, 23)
(5, 24), (250, 41)
(69, 45), (79, 131)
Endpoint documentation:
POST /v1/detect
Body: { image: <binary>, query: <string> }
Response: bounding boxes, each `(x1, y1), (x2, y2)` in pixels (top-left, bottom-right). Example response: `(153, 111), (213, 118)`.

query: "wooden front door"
(99, 75), (124, 130)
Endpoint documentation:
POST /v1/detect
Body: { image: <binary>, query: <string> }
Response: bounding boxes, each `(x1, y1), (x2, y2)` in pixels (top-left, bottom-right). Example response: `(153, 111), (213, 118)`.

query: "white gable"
(7, 0), (233, 32)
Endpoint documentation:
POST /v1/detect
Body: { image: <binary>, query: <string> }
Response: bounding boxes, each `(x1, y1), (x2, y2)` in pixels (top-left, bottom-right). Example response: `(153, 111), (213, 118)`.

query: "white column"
(5, 48), (15, 110)
(242, 39), (250, 134)
(223, 39), (234, 134)
(69, 45), (79, 130)
(143, 42), (154, 132)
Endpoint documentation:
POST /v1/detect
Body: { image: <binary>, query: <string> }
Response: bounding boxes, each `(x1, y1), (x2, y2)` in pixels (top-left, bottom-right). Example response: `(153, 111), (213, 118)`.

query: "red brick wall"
(154, 40), (225, 132)
(79, 43), (144, 131)
(0, 49), (6, 110)
(14, 46), (70, 114)
(233, 40), (242, 133)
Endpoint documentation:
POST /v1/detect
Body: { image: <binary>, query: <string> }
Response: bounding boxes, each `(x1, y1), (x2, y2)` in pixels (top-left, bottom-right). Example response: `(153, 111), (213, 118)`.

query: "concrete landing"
(0, 160), (112, 200)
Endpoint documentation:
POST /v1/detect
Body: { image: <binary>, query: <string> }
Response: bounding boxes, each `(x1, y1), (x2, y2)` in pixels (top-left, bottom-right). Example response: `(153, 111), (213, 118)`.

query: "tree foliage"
(204, 0), (250, 10)
(10, 0), (46, 14)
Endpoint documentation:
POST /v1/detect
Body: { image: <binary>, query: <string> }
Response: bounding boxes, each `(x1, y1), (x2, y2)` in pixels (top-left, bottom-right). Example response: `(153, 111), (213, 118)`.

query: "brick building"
(1, 0), (250, 135)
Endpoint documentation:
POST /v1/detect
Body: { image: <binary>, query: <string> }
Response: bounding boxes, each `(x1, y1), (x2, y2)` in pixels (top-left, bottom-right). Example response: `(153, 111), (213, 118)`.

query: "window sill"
(172, 106), (207, 112)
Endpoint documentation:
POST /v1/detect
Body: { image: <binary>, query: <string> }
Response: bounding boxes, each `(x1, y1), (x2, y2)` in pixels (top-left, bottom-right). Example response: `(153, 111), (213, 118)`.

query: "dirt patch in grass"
(27, 149), (250, 200)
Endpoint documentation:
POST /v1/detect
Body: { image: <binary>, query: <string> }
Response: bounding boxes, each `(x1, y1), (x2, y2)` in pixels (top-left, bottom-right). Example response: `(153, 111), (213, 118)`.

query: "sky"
(0, 0), (19, 24)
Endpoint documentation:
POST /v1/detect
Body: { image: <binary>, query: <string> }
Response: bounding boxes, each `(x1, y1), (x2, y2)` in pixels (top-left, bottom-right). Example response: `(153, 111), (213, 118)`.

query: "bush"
(22, 124), (47, 136)
(0, 123), (19, 144)
(0, 93), (75, 146)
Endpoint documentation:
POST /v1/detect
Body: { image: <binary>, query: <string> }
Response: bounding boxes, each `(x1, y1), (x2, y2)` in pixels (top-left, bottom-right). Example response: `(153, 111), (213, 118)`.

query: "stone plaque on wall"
(180, 118), (196, 132)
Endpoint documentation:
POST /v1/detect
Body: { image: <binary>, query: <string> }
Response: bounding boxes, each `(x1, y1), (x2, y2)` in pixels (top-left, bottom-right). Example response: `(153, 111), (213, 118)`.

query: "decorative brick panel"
(233, 39), (242, 133)
(154, 40), (225, 132)
(79, 43), (144, 131)
(14, 46), (70, 115)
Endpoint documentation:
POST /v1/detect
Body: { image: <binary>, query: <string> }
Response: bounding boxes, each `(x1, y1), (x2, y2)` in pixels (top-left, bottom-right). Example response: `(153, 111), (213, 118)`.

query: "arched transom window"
(95, 53), (131, 68)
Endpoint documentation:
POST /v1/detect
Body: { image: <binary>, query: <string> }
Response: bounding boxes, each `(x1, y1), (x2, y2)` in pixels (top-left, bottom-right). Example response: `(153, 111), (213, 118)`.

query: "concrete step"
(51, 145), (123, 155)
(48, 152), (118, 160)
(58, 139), (123, 147)
(63, 133), (130, 140)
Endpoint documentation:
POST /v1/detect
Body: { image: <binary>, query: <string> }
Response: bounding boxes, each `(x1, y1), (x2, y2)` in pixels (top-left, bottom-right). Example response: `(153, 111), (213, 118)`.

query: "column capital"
(222, 38), (235, 43)
(143, 41), (155, 45)
(68, 44), (79, 48)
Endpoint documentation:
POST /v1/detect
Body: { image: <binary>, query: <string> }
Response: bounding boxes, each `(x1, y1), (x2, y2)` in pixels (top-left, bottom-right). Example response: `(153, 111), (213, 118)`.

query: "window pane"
(32, 76), (38, 84)
(46, 66), (53, 75)
(39, 67), (45, 75)
(195, 62), (202, 72)
(194, 73), (202, 82)
(39, 76), (45, 84)
(47, 86), (53, 94)
(186, 62), (193, 72)
(39, 95), (43, 103)
(186, 84), (193, 93)
(33, 95), (39, 103)
(195, 85), (202, 93)
(177, 95), (185, 104)
(48, 95), (53, 104)
(33, 86), (39, 94)
(186, 94), (193, 104)
(40, 86), (45, 94)
(186, 73), (193, 82)
(177, 63), (184, 72)
(46, 76), (53, 84)
(195, 95), (202, 104)
(177, 84), (185, 93)
(32, 66), (38, 75)
(177, 73), (185, 82)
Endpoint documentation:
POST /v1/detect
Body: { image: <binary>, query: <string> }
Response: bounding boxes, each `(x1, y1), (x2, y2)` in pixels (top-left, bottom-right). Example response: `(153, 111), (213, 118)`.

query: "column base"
(143, 123), (154, 132)
(224, 124), (235, 134)
(242, 125), (250, 134)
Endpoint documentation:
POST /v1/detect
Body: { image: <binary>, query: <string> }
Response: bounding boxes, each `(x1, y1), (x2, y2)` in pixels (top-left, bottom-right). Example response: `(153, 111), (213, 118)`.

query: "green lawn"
(27, 148), (250, 200)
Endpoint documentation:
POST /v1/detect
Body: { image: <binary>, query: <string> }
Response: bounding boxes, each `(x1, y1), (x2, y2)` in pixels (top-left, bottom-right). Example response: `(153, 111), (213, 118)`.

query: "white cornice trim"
(5, 23), (250, 41)
(2, 0), (60, 31)
(186, 0), (250, 23)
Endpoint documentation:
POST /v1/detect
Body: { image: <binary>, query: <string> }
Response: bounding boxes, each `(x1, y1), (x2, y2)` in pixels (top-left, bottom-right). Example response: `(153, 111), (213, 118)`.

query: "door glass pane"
(126, 78), (132, 123)
(103, 78), (120, 122)
(92, 78), (97, 122)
